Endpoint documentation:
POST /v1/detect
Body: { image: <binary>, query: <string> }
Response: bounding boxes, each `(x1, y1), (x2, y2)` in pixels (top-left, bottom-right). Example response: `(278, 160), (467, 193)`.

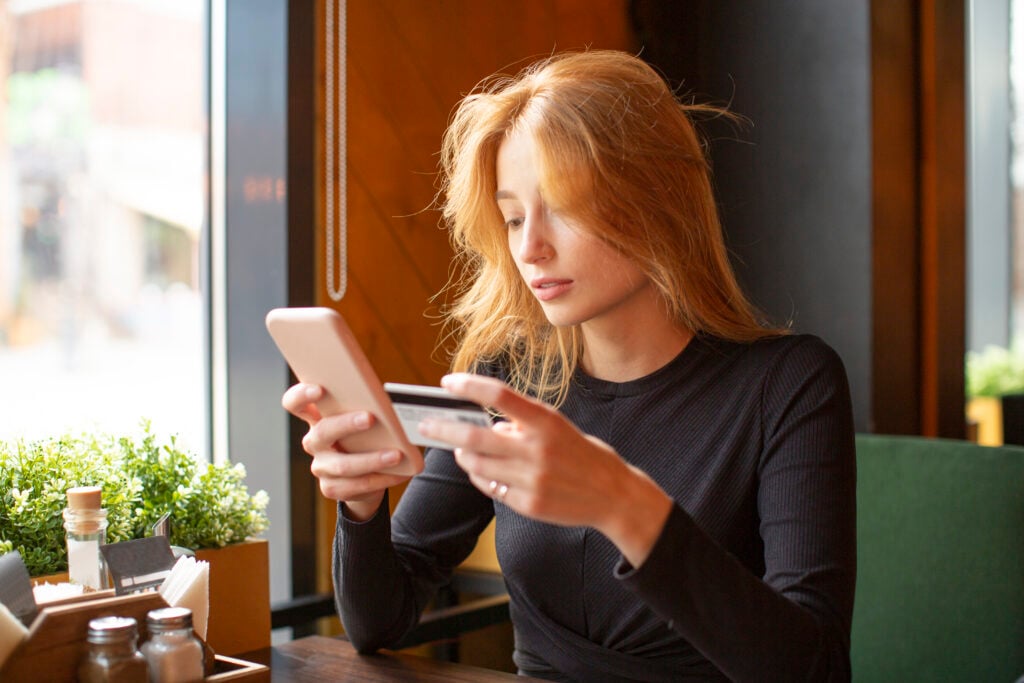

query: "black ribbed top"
(335, 334), (856, 682)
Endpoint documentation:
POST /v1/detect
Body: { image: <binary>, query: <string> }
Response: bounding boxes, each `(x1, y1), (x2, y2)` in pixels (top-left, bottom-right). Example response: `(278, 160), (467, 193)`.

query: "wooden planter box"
(968, 395), (1024, 448)
(31, 537), (270, 657)
(195, 538), (271, 655)
(968, 397), (1003, 445)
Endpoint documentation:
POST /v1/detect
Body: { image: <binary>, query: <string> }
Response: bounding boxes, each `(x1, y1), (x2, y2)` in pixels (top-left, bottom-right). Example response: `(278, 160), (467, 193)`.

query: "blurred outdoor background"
(0, 0), (206, 456)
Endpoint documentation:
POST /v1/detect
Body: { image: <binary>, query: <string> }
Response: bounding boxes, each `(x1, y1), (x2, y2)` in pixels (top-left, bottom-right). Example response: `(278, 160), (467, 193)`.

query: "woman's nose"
(517, 215), (552, 264)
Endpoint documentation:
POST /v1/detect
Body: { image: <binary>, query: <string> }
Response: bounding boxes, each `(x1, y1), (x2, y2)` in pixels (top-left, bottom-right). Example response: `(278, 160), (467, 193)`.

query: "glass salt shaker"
(64, 485), (110, 590)
(78, 616), (149, 683)
(142, 606), (205, 683)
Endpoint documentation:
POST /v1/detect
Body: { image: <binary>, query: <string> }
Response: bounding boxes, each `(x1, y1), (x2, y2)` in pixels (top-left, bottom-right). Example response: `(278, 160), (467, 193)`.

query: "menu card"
(101, 536), (177, 595)
(0, 552), (36, 626)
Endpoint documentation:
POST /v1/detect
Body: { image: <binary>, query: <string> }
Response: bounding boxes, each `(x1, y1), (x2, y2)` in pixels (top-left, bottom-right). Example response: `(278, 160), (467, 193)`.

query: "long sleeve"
(616, 336), (856, 681)
(334, 335), (856, 681)
(333, 446), (495, 652)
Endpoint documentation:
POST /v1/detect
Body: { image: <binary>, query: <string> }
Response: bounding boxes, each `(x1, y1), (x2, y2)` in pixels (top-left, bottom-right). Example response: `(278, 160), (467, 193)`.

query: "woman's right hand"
(282, 382), (410, 520)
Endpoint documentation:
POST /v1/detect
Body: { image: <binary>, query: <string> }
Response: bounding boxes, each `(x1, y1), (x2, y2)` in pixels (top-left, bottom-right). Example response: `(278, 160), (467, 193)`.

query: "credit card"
(383, 382), (491, 449)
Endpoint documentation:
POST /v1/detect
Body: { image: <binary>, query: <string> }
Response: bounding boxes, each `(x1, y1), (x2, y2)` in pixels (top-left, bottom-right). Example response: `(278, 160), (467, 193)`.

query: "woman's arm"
(422, 338), (855, 680)
(617, 337), (857, 681)
(334, 448), (495, 652)
(419, 373), (674, 566)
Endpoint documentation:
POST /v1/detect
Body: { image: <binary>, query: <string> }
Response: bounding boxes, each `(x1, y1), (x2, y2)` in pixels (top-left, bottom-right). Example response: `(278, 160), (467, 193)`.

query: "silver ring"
(488, 480), (509, 503)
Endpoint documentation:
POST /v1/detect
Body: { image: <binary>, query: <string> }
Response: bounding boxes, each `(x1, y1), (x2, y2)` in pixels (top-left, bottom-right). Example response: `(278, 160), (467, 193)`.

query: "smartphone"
(264, 307), (423, 476)
(384, 382), (492, 450)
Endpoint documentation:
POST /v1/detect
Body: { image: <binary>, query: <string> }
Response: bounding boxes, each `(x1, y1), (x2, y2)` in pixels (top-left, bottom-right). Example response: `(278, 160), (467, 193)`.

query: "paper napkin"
(159, 555), (210, 640)
(0, 601), (28, 671)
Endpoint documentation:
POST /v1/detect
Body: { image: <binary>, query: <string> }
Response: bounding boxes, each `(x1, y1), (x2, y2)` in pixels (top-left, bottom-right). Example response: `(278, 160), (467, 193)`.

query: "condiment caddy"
(0, 591), (268, 682)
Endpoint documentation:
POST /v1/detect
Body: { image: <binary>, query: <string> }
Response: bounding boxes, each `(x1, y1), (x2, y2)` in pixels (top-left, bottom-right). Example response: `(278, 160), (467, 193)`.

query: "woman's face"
(495, 127), (653, 332)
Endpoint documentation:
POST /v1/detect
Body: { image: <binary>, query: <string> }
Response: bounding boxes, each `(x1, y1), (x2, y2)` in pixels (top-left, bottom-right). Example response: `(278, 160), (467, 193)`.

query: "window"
(2, 0), (311, 612)
(1012, 0), (1024, 343)
(0, 0), (208, 458)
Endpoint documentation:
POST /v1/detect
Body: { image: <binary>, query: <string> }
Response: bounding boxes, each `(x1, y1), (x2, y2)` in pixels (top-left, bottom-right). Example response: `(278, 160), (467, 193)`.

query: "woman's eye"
(504, 217), (524, 230)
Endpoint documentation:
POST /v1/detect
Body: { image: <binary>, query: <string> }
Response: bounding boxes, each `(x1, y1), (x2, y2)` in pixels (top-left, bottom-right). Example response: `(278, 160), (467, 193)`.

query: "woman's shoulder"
(756, 332), (841, 360)
(698, 332), (847, 381)
(743, 334), (852, 408)
(700, 331), (838, 359)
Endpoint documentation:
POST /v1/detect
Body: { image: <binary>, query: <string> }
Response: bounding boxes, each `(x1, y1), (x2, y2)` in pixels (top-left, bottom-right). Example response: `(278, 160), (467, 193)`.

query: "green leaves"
(0, 423), (268, 576)
(118, 430), (270, 549)
(966, 345), (1024, 398)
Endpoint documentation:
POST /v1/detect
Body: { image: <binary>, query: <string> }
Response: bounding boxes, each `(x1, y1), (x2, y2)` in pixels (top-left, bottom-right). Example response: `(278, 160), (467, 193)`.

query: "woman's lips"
(531, 278), (573, 301)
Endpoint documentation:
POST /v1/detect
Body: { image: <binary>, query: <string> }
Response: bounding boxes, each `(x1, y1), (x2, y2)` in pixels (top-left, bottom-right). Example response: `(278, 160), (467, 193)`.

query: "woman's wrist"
(341, 491), (387, 522)
(597, 465), (673, 569)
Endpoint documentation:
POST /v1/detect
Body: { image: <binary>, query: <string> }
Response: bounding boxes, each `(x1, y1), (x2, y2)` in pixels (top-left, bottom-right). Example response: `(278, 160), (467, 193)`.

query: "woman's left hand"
(417, 373), (673, 567)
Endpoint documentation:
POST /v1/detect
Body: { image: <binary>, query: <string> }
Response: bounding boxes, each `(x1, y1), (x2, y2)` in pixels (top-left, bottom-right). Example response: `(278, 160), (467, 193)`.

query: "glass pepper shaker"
(78, 616), (149, 683)
(141, 606), (205, 683)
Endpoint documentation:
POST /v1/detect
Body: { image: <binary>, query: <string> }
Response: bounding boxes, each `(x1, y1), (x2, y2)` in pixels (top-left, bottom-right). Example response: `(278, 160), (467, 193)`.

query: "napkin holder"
(0, 591), (268, 682)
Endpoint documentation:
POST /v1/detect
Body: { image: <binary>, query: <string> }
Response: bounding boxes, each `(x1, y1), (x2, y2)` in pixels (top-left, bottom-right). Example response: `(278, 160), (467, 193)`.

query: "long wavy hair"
(437, 50), (786, 405)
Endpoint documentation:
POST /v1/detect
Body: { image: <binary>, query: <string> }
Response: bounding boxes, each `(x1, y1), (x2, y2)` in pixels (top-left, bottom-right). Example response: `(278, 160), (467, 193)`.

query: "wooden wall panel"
(871, 0), (921, 434)
(917, 0), (966, 437)
(309, 0), (632, 602)
(318, 0), (632, 385)
(871, 0), (966, 438)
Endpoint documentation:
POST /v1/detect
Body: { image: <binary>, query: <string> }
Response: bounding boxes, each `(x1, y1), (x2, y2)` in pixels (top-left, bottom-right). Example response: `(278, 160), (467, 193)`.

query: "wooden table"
(247, 635), (542, 682)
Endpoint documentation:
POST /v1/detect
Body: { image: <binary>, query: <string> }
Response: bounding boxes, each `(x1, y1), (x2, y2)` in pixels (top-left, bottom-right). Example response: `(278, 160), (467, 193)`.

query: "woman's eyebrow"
(495, 190), (516, 200)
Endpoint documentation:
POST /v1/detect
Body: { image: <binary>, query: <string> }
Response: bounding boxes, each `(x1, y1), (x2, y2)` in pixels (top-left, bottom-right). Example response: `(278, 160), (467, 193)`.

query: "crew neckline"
(572, 334), (717, 399)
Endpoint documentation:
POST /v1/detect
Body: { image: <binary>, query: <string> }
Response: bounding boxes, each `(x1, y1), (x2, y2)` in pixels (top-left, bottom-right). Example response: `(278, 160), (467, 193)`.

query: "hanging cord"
(325, 0), (347, 301)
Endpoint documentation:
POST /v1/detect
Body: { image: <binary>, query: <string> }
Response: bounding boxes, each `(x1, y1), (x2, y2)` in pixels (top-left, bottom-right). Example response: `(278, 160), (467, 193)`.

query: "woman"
(283, 50), (856, 682)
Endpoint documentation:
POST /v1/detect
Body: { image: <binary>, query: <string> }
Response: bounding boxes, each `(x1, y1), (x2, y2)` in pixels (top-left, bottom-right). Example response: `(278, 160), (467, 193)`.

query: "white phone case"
(265, 307), (423, 477)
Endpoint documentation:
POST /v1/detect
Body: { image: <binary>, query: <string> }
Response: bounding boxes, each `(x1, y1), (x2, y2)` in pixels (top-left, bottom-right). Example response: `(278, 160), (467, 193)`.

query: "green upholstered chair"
(852, 434), (1024, 682)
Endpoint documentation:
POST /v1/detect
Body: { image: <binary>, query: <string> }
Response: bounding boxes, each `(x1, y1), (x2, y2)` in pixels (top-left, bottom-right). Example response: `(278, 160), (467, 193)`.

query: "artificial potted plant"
(0, 423), (271, 654)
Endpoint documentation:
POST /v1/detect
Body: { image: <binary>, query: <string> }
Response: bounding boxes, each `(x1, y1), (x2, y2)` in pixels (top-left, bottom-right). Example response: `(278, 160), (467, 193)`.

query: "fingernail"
(440, 375), (454, 388)
(354, 412), (370, 428)
(381, 450), (401, 465)
(304, 386), (320, 400)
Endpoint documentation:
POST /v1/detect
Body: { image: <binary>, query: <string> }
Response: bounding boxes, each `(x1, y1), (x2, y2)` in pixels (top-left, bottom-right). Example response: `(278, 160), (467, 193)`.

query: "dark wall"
(224, 0), (293, 603)
(631, 1), (873, 431)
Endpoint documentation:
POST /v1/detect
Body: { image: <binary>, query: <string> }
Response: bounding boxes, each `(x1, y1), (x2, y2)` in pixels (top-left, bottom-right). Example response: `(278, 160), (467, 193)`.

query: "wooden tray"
(0, 591), (268, 681)
(208, 653), (270, 681)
